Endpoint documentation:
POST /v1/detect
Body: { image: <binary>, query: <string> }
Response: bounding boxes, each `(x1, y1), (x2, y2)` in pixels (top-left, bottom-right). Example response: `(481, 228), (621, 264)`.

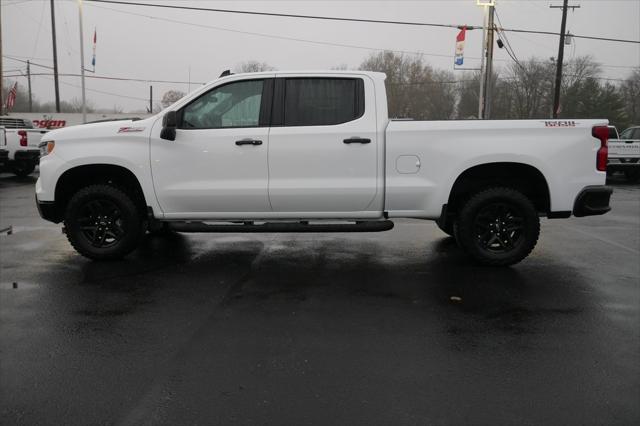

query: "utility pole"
(50, 0), (61, 113)
(27, 61), (33, 112)
(550, 1), (580, 118)
(77, 0), (87, 123)
(478, 2), (495, 119)
(483, 5), (495, 119)
(1, 0), (4, 116)
(149, 85), (153, 114)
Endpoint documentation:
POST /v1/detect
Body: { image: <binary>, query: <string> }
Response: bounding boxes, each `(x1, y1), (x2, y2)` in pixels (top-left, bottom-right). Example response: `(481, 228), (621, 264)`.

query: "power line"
(494, 9), (522, 67)
(2, 71), (207, 85)
(3, 55), (54, 70)
(85, 3), (640, 69)
(85, 0), (640, 44)
(87, 3), (464, 61)
(30, 0), (46, 59)
(32, 73), (149, 102)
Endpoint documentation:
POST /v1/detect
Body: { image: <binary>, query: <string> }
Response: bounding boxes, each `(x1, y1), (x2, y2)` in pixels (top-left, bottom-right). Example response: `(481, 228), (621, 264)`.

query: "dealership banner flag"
(454, 26), (466, 66)
(91, 29), (97, 69)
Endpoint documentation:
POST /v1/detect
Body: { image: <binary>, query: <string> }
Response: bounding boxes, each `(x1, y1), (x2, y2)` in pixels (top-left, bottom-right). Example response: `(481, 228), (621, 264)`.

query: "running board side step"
(168, 220), (394, 233)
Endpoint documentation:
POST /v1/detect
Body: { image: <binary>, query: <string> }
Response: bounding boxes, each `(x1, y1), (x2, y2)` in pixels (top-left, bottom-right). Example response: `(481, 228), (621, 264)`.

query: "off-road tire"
(12, 162), (35, 177)
(64, 184), (143, 260)
(624, 169), (640, 183)
(436, 220), (454, 237)
(455, 187), (540, 266)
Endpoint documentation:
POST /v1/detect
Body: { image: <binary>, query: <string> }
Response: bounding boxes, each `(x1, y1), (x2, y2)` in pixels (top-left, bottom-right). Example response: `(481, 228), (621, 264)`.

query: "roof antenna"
(219, 70), (233, 78)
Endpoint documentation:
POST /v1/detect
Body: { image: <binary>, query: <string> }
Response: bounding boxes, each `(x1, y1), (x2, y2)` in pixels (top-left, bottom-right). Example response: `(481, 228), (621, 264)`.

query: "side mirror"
(160, 111), (177, 141)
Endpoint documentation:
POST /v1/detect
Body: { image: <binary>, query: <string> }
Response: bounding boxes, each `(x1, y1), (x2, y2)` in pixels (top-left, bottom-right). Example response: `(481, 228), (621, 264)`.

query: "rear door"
(267, 76), (379, 216)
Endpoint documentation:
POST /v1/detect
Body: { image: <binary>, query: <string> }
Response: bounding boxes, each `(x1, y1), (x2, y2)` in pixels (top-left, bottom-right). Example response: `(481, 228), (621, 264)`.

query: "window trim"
(177, 78), (273, 130)
(272, 77), (365, 128)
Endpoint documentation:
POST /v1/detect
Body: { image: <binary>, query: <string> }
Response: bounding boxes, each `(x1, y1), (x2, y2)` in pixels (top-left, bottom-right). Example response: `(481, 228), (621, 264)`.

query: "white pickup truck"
(0, 116), (47, 176)
(35, 71), (612, 266)
(0, 126), (9, 169)
(608, 126), (640, 182)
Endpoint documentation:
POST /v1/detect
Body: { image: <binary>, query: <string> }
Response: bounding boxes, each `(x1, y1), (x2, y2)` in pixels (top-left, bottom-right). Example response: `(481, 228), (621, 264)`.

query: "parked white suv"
(36, 71), (612, 265)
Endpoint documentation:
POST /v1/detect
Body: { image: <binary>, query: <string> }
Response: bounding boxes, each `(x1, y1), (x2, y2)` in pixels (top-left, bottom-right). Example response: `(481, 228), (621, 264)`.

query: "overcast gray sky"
(3, 0), (639, 112)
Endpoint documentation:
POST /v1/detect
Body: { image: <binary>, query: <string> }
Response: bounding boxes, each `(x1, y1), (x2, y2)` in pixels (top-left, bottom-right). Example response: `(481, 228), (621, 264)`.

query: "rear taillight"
(592, 126), (609, 172)
(18, 130), (28, 147)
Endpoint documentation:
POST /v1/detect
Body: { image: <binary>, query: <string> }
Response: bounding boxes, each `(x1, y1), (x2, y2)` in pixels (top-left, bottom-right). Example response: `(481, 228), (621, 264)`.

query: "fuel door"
(396, 155), (421, 174)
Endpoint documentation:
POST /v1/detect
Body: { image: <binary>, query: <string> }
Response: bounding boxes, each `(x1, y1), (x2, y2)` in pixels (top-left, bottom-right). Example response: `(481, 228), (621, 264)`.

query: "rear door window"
(283, 78), (364, 126)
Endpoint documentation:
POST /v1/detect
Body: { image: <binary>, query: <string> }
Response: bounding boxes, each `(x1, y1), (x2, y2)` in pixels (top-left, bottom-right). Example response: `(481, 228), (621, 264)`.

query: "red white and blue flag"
(454, 26), (466, 66)
(6, 82), (17, 110)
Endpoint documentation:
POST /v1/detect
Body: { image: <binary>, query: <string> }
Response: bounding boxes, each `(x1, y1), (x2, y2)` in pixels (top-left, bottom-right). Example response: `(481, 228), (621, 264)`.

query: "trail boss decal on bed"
(544, 120), (577, 127)
(117, 127), (145, 133)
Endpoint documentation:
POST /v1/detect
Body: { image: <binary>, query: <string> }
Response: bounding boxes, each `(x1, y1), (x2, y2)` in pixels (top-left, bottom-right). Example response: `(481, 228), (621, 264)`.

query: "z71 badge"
(118, 127), (145, 133)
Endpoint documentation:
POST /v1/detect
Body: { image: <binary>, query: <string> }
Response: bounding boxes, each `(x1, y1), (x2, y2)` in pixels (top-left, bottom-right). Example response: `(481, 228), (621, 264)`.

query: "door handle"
(235, 139), (263, 146)
(343, 137), (371, 144)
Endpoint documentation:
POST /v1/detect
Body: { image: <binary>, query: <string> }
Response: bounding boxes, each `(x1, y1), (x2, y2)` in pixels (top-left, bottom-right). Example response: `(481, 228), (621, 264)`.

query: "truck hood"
(42, 116), (158, 143)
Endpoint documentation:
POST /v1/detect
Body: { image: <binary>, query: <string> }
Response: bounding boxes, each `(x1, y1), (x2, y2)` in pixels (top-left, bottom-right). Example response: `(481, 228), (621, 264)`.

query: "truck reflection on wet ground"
(1, 172), (638, 425)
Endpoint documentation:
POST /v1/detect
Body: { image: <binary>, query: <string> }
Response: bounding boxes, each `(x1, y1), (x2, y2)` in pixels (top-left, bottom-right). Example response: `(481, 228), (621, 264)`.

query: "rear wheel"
(624, 169), (640, 182)
(12, 161), (35, 177)
(455, 187), (540, 266)
(64, 184), (143, 260)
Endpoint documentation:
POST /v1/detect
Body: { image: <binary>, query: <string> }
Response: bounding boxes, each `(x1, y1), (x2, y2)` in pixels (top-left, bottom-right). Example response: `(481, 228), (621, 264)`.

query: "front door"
(150, 78), (273, 219)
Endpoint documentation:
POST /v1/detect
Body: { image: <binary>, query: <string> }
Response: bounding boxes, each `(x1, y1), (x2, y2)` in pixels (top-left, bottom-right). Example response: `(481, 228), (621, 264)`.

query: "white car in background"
(0, 126), (9, 169)
(0, 116), (48, 177)
(608, 126), (640, 182)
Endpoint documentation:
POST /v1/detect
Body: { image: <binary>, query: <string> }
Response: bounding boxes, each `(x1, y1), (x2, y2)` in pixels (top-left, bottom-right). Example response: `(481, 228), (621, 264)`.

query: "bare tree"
(234, 61), (275, 73)
(161, 90), (186, 108)
(359, 51), (456, 120)
(620, 69), (640, 127)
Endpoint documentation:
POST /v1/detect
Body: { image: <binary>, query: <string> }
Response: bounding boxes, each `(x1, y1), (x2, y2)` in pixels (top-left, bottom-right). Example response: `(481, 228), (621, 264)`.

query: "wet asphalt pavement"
(1, 172), (639, 425)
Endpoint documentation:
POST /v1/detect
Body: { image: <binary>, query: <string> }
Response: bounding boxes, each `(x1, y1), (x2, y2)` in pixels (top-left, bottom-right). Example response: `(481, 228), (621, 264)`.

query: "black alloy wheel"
(474, 202), (525, 253)
(64, 184), (143, 260)
(455, 187), (540, 266)
(77, 199), (125, 248)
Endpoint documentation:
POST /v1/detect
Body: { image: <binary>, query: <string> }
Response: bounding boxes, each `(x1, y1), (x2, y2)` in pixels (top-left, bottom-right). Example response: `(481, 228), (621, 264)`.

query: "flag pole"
(78, 0), (87, 123)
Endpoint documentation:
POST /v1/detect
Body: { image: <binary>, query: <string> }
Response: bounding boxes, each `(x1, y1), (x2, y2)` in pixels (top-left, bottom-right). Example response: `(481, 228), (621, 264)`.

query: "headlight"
(39, 140), (55, 156)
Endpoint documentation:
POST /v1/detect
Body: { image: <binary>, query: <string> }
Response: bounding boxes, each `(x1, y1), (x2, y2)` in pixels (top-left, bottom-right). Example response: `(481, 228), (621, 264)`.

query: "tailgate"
(25, 129), (48, 149)
(609, 140), (640, 158)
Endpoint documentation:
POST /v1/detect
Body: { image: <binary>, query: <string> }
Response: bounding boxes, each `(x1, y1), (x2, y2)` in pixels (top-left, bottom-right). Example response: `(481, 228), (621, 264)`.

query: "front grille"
(0, 118), (33, 129)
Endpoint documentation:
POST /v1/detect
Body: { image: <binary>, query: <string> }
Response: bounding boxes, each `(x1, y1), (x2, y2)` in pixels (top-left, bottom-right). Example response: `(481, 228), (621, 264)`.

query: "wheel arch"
(53, 164), (149, 222)
(442, 162), (551, 224)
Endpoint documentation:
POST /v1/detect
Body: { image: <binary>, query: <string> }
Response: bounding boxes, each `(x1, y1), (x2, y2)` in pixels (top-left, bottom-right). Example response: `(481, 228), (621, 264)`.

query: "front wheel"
(436, 219), (454, 237)
(455, 187), (540, 266)
(64, 184), (143, 260)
